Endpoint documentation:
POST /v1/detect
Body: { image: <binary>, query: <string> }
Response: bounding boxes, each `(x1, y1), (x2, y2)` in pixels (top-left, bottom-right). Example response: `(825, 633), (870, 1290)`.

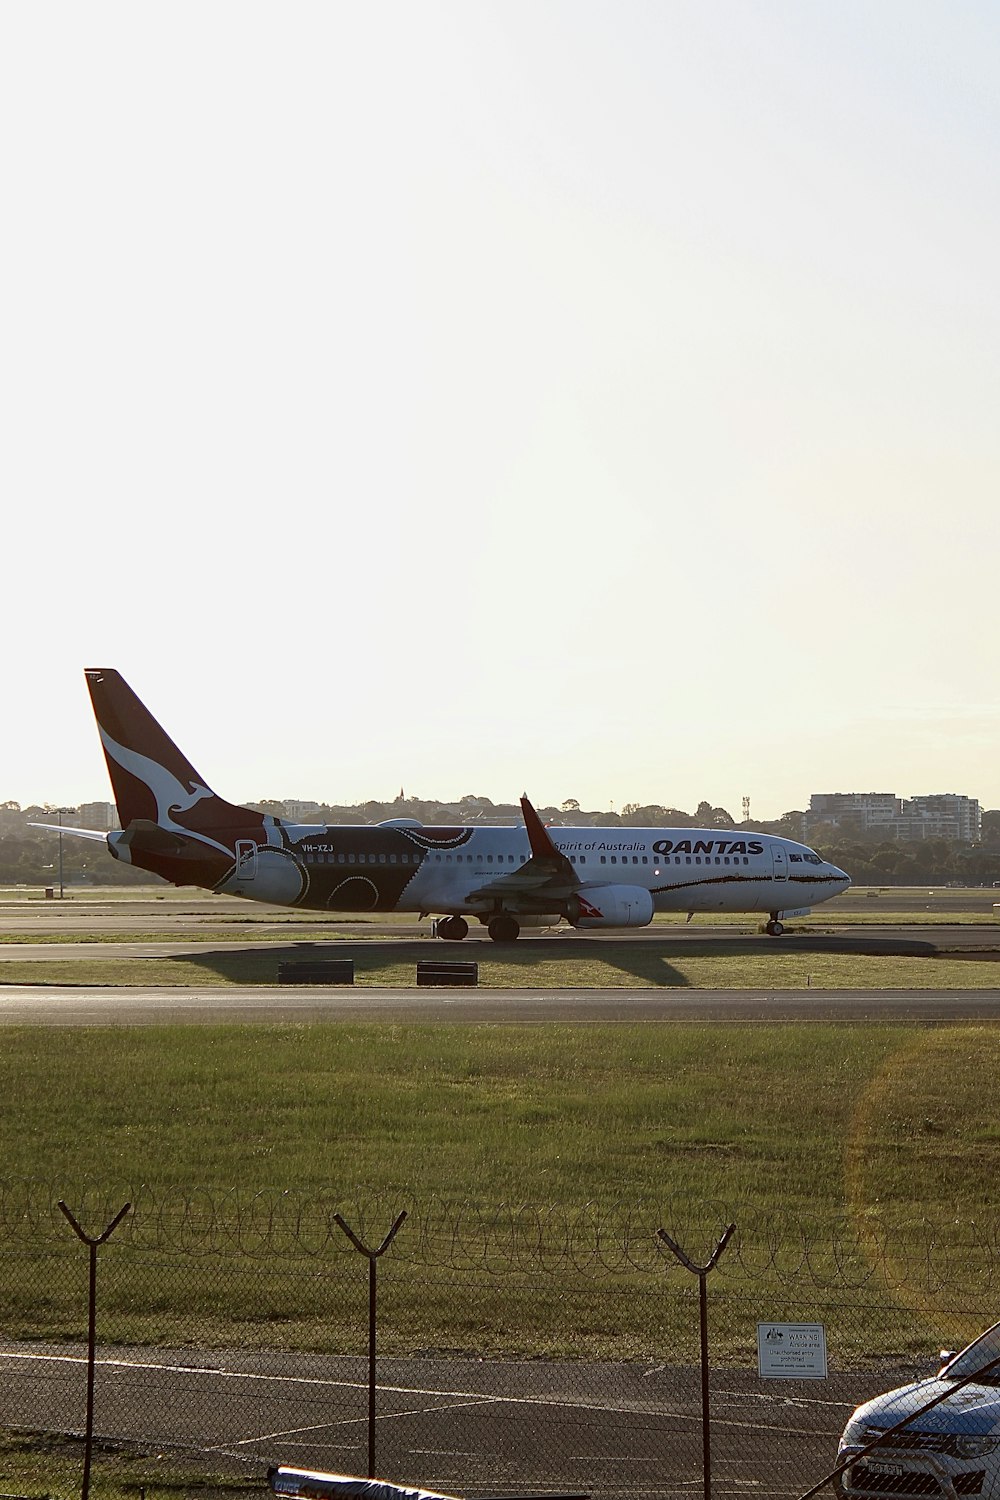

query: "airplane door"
(235, 839), (257, 882)
(771, 845), (787, 881)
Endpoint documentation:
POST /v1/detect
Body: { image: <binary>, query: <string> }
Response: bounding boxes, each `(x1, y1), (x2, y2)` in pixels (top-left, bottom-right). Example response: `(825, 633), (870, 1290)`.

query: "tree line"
(3, 800), (1000, 888)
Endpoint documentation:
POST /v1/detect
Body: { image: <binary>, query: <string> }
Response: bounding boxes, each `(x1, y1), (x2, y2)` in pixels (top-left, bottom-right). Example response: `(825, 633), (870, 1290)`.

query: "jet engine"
(569, 885), (654, 928)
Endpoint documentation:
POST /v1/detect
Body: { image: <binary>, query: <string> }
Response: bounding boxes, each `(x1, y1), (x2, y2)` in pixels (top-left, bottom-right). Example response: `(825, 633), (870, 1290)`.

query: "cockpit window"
(789, 854), (802, 863)
(803, 853), (822, 866)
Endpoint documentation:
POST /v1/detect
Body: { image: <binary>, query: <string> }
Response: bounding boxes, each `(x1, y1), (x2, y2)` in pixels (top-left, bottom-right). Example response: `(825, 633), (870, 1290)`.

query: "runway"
(0, 1337), (886, 1500)
(4, 893), (1000, 1025)
(3, 891), (1000, 953)
(5, 924), (1000, 959)
(3, 983), (1000, 1024)
(4, 890), (1000, 945)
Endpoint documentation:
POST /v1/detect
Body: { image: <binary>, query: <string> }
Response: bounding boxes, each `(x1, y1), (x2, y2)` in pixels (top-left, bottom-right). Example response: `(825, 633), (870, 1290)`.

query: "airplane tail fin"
(84, 668), (242, 832)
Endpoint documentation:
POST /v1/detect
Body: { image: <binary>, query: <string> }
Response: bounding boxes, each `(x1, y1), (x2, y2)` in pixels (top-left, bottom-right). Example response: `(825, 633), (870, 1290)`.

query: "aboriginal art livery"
(40, 670), (851, 942)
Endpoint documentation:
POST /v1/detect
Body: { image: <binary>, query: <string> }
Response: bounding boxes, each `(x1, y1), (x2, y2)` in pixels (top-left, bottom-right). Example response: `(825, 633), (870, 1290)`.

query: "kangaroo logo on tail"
(95, 726), (231, 858)
(84, 669), (258, 858)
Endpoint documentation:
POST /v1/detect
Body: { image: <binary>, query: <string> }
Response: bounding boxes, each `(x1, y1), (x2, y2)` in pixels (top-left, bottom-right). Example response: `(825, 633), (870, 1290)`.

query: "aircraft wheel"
(765, 919), (785, 936)
(488, 914), (520, 943)
(437, 916), (469, 941)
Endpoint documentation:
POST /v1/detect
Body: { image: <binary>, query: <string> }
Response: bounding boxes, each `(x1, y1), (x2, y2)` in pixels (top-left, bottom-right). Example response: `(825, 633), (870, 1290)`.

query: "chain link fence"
(0, 1181), (994, 1499)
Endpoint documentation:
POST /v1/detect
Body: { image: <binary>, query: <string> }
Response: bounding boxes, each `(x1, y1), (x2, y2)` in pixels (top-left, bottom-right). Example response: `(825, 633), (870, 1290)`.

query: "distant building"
(282, 800), (322, 821)
(897, 794), (981, 843)
(78, 801), (120, 831)
(806, 793), (899, 837)
(805, 792), (981, 843)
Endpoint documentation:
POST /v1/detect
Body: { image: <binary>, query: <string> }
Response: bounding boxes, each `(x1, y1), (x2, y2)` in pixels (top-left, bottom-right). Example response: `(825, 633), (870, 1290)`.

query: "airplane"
(34, 669), (851, 941)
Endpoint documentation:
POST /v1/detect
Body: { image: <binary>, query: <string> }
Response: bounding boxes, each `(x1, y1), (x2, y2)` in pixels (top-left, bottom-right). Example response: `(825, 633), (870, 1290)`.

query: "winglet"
(520, 794), (562, 862)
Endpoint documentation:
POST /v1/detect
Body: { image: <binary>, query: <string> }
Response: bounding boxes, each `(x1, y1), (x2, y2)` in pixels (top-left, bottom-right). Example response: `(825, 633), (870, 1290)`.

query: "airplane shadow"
(160, 929), (940, 990)
(168, 937), (692, 987)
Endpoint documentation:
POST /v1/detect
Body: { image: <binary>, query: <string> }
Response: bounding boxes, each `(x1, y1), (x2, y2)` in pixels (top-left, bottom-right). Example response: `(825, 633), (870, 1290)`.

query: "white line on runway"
(0, 1348), (849, 1436)
(231, 1398), (498, 1451)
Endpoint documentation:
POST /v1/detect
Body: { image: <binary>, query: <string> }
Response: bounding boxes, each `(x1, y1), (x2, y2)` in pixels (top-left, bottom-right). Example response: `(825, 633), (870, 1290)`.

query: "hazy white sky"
(4, 1), (999, 817)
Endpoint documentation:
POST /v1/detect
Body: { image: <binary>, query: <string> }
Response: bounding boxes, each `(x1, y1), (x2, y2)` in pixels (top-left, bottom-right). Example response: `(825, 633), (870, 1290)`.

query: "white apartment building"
(896, 794), (981, 843)
(805, 792), (981, 843)
(282, 800), (322, 821)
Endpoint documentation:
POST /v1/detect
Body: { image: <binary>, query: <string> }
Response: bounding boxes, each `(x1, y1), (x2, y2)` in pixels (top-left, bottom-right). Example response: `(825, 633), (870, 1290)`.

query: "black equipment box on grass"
(415, 960), (479, 987)
(277, 960), (355, 985)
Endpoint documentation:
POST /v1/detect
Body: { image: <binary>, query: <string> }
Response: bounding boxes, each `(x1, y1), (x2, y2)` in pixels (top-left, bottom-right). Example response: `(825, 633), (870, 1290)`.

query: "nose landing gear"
(764, 915), (785, 937)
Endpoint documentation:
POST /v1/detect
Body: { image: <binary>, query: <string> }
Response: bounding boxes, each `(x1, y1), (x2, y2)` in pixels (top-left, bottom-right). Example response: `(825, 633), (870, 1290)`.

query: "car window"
(942, 1321), (1000, 1384)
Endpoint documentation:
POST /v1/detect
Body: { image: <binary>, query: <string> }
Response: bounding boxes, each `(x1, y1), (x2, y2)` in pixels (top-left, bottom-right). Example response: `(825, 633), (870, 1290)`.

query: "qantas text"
(554, 838), (765, 857)
(652, 838), (764, 856)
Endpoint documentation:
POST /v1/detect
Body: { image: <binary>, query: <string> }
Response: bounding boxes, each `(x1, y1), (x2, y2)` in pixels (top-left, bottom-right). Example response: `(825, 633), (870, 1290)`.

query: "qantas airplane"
(37, 669), (851, 941)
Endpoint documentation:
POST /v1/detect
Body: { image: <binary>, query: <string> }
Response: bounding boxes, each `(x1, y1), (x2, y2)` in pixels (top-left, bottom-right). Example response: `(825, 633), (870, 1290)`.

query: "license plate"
(866, 1460), (907, 1476)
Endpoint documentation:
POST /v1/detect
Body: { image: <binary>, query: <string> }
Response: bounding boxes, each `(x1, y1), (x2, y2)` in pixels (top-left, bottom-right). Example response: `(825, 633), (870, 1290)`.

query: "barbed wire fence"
(0, 1180), (995, 1500)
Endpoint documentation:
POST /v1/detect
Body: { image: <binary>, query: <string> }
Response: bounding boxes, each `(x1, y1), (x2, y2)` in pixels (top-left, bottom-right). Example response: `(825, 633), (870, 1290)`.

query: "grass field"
(0, 1433), (256, 1500)
(1, 1020), (998, 1223)
(1, 887), (1000, 1367)
(1, 1020), (999, 1362)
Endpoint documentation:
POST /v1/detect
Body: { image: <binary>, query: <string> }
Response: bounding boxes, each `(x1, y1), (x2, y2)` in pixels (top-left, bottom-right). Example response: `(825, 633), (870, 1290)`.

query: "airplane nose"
(831, 865), (851, 891)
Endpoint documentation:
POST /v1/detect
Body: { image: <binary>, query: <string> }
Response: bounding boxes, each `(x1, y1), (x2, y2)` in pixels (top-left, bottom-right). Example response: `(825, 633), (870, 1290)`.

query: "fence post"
(657, 1222), (736, 1500)
(58, 1199), (132, 1500)
(334, 1211), (407, 1478)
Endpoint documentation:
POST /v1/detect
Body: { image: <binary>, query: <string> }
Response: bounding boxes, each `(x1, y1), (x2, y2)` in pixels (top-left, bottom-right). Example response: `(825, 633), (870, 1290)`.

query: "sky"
(3, 1), (999, 818)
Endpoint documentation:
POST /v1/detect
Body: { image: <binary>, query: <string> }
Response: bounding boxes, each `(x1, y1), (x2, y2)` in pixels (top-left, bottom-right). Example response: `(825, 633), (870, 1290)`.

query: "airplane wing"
(461, 795), (582, 915)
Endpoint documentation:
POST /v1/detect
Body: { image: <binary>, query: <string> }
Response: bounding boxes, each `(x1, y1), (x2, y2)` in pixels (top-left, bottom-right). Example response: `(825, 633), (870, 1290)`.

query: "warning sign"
(757, 1323), (827, 1379)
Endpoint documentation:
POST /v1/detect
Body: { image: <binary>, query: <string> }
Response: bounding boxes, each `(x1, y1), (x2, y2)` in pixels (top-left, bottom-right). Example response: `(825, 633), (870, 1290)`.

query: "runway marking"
(0, 1349), (845, 1437)
(229, 1398), (498, 1450)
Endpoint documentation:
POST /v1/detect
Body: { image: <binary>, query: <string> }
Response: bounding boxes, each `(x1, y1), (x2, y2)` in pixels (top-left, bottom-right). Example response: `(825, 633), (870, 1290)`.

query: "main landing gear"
(764, 914), (785, 937)
(436, 915), (469, 942)
(487, 914), (520, 943)
(435, 912), (522, 943)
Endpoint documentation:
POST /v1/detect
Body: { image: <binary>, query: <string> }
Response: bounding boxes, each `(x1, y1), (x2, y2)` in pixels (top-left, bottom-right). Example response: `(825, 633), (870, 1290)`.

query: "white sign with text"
(757, 1323), (828, 1379)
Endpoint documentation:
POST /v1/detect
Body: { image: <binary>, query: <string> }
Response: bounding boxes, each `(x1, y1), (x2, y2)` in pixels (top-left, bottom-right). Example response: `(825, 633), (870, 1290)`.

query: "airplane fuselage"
(108, 815), (848, 923)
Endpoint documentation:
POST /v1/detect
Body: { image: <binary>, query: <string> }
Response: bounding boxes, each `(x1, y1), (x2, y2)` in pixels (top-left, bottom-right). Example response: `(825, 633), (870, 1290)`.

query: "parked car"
(837, 1320), (1000, 1497)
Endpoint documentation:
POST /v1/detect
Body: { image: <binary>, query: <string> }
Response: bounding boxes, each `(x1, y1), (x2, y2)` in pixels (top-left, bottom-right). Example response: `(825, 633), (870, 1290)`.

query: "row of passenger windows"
(423, 852), (753, 867)
(300, 848), (753, 869)
(302, 851), (419, 864)
(659, 855), (750, 866)
(597, 854), (750, 867)
(300, 850), (531, 866)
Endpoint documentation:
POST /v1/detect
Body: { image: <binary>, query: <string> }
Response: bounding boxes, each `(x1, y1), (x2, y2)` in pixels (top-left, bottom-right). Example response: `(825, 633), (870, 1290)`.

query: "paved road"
(0, 1339), (874, 1499)
(5, 925), (1000, 957)
(2, 984), (1000, 1024)
(0, 908), (407, 936)
(4, 893), (1000, 943)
